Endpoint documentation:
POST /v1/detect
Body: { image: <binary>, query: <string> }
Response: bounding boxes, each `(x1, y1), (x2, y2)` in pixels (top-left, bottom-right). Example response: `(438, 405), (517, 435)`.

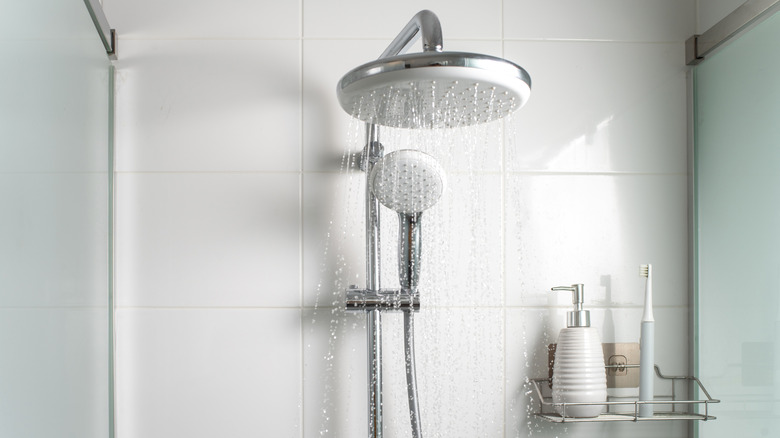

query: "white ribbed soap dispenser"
(550, 284), (607, 418)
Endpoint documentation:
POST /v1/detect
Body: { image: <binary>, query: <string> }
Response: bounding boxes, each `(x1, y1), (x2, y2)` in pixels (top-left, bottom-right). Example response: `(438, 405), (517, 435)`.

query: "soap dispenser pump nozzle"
(551, 284), (591, 328)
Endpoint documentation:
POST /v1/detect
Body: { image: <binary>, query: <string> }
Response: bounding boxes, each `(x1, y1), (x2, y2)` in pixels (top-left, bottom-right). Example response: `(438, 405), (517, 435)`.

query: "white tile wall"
(115, 172), (300, 307)
(115, 308), (301, 438)
(302, 309), (367, 438)
(503, 41), (688, 173)
(108, 0), (695, 436)
(115, 39), (301, 172)
(503, 0), (694, 42)
(303, 1), (503, 39)
(105, 0), (300, 38)
(505, 173), (688, 307)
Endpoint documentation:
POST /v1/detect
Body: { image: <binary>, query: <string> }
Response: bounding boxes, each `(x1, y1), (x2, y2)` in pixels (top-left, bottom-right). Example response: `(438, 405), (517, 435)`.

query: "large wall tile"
(504, 41), (687, 173)
(115, 308), (301, 438)
(104, 0), (300, 38)
(115, 172), (300, 307)
(418, 172), (503, 307)
(303, 1), (502, 39)
(302, 39), (388, 173)
(115, 39), (301, 172)
(302, 171), (366, 308)
(302, 308), (367, 437)
(505, 174), (687, 308)
(410, 307), (505, 437)
(503, 0), (694, 42)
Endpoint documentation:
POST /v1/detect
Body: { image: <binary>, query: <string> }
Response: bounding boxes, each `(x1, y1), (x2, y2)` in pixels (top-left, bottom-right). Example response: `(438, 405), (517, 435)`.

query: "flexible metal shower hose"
(404, 311), (423, 438)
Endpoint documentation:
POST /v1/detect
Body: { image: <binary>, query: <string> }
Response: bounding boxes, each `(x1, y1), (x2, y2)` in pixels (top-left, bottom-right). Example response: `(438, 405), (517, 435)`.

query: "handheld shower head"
(369, 150), (446, 291)
(368, 149), (446, 214)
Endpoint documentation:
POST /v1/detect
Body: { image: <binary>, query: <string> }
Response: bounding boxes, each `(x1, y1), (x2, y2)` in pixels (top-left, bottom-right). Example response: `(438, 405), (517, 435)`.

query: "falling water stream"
(309, 81), (533, 437)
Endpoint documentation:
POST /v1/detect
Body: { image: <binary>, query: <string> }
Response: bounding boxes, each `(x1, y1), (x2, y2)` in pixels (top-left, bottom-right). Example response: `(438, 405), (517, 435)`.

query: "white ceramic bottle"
(550, 284), (607, 418)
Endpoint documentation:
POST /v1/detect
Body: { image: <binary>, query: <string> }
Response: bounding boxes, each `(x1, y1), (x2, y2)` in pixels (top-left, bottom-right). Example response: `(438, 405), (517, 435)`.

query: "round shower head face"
(338, 51), (531, 129)
(369, 149), (446, 214)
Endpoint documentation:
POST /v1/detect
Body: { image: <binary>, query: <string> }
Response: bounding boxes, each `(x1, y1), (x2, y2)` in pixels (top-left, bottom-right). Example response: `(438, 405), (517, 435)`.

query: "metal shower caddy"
(530, 364), (720, 423)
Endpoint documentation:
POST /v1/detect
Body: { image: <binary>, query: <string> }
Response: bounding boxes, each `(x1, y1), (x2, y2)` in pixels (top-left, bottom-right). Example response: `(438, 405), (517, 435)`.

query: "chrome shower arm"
(378, 10), (443, 59)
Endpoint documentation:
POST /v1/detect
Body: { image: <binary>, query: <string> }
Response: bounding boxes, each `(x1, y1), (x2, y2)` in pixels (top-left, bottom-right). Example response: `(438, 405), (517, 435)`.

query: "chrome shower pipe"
(404, 311), (422, 438)
(379, 10), (443, 58)
(398, 214), (424, 438)
(363, 123), (384, 438)
(359, 11), (443, 438)
(398, 213), (422, 289)
(398, 212), (422, 291)
(364, 124), (383, 292)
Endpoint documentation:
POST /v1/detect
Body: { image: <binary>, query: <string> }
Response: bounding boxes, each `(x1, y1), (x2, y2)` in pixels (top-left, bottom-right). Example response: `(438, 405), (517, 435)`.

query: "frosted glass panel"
(694, 10), (780, 438)
(0, 2), (112, 437)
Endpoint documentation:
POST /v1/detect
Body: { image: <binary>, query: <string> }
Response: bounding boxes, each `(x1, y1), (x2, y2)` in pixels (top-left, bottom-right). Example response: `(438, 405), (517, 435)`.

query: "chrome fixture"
(338, 10), (531, 438)
(336, 12), (531, 129)
(369, 149), (446, 292)
(686, 0), (780, 65)
(338, 52), (532, 128)
(347, 149), (446, 437)
(83, 0), (117, 59)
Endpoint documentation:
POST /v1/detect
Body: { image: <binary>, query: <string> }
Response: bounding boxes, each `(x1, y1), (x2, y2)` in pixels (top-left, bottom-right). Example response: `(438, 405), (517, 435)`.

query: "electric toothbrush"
(639, 264), (654, 417)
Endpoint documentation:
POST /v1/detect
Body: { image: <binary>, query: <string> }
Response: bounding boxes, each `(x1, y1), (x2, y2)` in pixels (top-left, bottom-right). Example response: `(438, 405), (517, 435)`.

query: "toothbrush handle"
(639, 320), (655, 417)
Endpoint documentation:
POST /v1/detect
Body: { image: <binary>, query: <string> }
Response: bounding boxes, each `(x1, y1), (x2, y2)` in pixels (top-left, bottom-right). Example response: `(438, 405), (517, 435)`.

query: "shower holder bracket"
(345, 287), (420, 312)
(358, 140), (384, 172)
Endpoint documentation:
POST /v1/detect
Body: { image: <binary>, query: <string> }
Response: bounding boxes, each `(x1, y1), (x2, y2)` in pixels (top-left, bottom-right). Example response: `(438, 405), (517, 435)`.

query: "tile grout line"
(110, 304), (689, 310)
(110, 304), (689, 311)
(298, 2), (305, 436)
(500, 13), (508, 435)
(114, 36), (684, 45)
(0, 305), (118, 310)
(112, 169), (688, 177)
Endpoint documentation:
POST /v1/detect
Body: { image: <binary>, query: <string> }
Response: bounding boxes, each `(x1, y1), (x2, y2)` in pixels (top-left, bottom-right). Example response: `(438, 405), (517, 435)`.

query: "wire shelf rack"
(530, 365), (719, 423)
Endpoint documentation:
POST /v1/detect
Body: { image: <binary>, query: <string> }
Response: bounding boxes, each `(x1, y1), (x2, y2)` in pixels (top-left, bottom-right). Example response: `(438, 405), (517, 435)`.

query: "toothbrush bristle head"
(639, 264), (652, 277)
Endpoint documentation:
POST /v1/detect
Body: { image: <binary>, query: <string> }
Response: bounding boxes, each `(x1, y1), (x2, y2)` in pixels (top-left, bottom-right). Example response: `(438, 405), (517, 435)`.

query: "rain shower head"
(337, 51), (532, 129)
(368, 149), (446, 214)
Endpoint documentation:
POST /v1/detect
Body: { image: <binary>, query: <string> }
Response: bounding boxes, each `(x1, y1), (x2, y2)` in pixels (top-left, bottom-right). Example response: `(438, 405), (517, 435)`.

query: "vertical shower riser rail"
(348, 10), (444, 438)
(364, 123), (383, 438)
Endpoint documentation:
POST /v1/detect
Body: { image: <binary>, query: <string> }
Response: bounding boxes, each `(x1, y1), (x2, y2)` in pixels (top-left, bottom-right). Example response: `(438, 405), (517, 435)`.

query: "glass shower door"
(694, 8), (780, 438)
(0, 2), (113, 437)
